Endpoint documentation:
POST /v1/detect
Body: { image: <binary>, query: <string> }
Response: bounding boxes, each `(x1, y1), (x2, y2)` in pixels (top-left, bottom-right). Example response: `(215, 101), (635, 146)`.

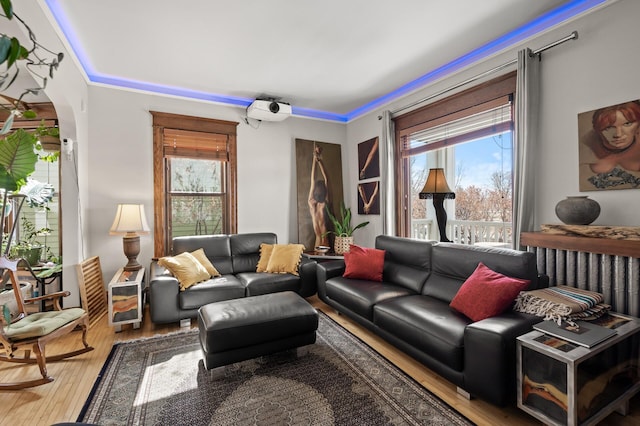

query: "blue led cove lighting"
(45, 0), (606, 123)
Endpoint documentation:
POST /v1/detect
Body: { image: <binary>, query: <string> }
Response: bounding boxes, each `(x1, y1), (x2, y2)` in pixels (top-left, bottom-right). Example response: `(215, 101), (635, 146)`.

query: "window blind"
(404, 101), (512, 154)
(162, 128), (228, 160)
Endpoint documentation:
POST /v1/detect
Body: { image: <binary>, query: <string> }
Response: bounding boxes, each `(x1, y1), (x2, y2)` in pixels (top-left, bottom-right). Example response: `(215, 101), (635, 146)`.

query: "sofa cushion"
(231, 233), (277, 273)
(266, 244), (305, 275)
(450, 262), (530, 321)
(179, 275), (245, 310)
(158, 252), (211, 291)
(173, 234), (234, 275)
(325, 276), (415, 321)
(374, 296), (469, 372)
(423, 243), (540, 303)
(375, 235), (432, 293)
(237, 272), (301, 296)
(343, 244), (385, 281)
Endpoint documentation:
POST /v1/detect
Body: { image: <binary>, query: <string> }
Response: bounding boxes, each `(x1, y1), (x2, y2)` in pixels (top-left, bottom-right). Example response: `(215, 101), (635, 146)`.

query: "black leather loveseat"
(149, 233), (317, 325)
(317, 235), (548, 406)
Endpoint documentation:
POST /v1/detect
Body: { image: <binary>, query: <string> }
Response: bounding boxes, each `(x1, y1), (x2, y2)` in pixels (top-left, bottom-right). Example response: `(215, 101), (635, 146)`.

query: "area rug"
(79, 312), (473, 425)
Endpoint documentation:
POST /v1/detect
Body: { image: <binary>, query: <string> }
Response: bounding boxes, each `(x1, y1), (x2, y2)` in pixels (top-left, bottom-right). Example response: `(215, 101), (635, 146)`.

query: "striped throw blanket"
(513, 285), (610, 324)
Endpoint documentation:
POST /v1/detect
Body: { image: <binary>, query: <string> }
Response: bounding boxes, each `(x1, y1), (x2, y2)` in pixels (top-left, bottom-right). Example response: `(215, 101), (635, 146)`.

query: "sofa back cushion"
(375, 235), (432, 293)
(173, 235), (233, 274)
(422, 243), (540, 303)
(230, 233), (277, 273)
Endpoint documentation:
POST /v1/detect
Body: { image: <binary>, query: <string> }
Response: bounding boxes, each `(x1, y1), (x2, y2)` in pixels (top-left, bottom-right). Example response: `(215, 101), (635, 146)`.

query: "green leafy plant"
(1, 0), (64, 133)
(324, 202), (369, 237)
(9, 215), (50, 265)
(0, 128), (39, 191)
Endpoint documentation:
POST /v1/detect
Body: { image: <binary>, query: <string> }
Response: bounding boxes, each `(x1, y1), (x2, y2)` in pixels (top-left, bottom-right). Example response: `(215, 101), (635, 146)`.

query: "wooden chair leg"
(33, 341), (49, 380)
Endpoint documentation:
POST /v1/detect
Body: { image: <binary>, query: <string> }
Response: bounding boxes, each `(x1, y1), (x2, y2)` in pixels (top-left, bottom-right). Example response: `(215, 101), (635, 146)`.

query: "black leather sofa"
(149, 233), (317, 325)
(316, 235), (548, 406)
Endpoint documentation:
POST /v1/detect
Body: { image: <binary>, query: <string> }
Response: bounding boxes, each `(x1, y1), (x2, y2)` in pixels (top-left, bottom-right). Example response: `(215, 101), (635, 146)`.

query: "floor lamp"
(419, 168), (455, 242)
(109, 204), (150, 271)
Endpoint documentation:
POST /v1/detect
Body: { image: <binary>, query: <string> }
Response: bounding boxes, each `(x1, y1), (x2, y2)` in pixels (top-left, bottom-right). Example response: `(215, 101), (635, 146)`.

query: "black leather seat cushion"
(325, 276), (415, 321)
(374, 295), (470, 371)
(237, 272), (300, 296)
(198, 291), (318, 354)
(179, 275), (245, 310)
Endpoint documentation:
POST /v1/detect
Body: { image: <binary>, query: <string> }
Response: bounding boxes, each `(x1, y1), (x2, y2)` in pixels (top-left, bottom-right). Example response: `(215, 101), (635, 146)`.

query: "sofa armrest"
(316, 260), (345, 300)
(149, 261), (181, 324)
(298, 257), (318, 297)
(463, 311), (542, 406)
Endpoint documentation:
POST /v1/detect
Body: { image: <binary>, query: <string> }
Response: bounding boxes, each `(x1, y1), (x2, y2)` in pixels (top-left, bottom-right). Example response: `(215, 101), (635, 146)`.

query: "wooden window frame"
(392, 72), (516, 237)
(151, 111), (238, 257)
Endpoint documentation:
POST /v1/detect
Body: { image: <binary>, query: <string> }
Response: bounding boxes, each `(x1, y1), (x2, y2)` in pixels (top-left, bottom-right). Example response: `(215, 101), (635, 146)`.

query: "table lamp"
(419, 168), (455, 242)
(109, 204), (150, 271)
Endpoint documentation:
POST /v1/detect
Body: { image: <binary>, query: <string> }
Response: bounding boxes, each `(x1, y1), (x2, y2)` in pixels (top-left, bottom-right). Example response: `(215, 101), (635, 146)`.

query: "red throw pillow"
(343, 244), (385, 282)
(450, 262), (530, 322)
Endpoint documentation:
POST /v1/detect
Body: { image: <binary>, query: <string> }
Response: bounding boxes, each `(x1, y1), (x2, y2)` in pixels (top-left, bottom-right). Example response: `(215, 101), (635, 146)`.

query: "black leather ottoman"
(198, 291), (318, 370)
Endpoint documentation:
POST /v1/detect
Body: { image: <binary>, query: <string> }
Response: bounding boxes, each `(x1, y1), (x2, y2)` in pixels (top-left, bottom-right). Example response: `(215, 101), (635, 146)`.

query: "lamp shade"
(419, 168), (455, 199)
(109, 204), (150, 236)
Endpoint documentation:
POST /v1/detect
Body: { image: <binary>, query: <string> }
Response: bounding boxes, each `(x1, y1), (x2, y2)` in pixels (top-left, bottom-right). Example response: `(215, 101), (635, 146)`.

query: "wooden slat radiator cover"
(521, 232), (640, 317)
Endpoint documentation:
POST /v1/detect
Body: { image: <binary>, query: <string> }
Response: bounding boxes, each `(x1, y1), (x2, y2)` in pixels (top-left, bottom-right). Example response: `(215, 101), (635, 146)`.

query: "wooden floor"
(2, 296), (638, 426)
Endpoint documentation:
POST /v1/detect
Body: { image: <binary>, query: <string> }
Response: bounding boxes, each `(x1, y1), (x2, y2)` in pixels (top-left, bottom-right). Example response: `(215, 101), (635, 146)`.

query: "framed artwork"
(295, 139), (344, 251)
(358, 137), (380, 180)
(578, 99), (640, 191)
(358, 181), (379, 215)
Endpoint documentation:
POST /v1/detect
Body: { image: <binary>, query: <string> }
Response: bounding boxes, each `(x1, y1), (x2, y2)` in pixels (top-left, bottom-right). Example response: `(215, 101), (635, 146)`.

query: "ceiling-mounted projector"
(247, 100), (292, 121)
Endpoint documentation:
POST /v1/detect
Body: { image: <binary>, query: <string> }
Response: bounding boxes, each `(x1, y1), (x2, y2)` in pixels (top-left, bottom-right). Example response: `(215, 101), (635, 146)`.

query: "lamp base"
(122, 234), (143, 271)
(433, 195), (451, 243)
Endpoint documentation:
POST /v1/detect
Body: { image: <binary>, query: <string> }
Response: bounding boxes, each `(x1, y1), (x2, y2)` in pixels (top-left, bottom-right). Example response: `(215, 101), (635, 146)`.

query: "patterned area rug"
(79, 312), (473, 425)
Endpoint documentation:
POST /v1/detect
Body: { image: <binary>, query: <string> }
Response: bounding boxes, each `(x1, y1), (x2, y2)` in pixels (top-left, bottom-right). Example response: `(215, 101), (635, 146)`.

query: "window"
(18, 153), (60, 262)
(152, 112), (238, 256)
(393, 72), (516, 244)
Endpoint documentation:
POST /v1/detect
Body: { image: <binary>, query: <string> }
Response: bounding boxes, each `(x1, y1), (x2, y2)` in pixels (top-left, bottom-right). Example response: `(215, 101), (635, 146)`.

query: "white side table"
(108, 267), (145, 332)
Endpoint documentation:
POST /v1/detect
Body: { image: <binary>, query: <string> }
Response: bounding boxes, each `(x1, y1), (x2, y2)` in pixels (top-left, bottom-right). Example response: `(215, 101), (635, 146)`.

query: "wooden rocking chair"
(0, 256), (94, 390)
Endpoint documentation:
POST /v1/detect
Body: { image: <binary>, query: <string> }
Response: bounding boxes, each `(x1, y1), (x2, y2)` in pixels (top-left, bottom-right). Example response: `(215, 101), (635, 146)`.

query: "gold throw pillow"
(190, 248), (221, 277)
(158, 252), (210, 291)
(265, 244), (305, 276)
(256, 243), (274, 272)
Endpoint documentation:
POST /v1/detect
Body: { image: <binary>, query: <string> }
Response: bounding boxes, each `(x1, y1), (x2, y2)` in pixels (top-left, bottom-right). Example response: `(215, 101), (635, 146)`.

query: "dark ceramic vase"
(555, 196), (600, 225)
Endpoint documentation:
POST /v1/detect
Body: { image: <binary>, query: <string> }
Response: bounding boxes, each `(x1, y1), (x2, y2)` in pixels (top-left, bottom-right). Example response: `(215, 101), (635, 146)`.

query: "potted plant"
(324, 202), (369, 254)
(9, 215), (51, 266)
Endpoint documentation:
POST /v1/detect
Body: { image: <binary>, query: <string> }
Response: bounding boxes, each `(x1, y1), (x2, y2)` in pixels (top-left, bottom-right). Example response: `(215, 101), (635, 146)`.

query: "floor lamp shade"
(419, 168), (455, 242)
(110, 204), (150, 271)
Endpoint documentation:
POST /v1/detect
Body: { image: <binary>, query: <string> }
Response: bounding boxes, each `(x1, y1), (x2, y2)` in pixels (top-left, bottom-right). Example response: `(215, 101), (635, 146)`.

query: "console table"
(517, 312), (640, 426)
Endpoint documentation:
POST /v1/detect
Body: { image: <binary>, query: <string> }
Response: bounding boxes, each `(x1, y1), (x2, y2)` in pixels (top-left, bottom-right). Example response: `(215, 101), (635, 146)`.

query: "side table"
(302, 251), (344, 263)
(517, 312), (640, 426)
(18, 263), (62, 312)
(108, 267), (145, 332)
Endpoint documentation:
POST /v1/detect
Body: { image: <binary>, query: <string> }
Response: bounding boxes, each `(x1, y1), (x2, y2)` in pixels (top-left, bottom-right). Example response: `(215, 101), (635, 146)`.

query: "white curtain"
(512, 48), (540, 249)
(380, 110), (396, 236)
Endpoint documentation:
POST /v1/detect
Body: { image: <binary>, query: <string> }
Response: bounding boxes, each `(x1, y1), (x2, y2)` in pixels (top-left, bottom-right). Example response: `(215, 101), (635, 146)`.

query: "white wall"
(85, 87), (345, 280)
(346, 0), (640, 247)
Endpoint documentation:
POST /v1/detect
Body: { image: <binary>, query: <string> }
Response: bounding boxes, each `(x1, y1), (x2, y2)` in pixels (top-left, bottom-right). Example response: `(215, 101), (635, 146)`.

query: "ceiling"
(11, 0), (608, 121)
